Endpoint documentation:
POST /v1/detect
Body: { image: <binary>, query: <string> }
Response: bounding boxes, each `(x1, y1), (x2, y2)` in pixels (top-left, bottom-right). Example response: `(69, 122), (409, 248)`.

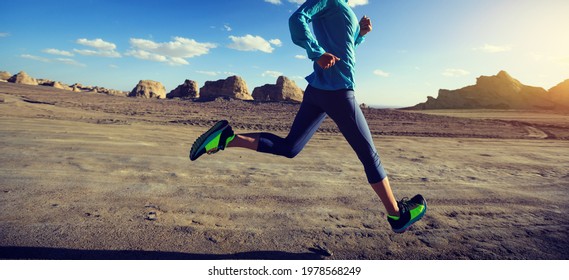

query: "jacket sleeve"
(288, 0), (329, 61)
(354, 18), (366, 48)
(355, 34), (366, 48)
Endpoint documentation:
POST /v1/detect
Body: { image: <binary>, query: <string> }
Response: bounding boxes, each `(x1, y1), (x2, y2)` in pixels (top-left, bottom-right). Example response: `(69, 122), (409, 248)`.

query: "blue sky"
(2, 0), (569, 107)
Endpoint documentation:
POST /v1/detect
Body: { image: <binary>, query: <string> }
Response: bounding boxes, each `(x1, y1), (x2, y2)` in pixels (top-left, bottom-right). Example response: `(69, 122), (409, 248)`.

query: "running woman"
(190, 0), (426, 233)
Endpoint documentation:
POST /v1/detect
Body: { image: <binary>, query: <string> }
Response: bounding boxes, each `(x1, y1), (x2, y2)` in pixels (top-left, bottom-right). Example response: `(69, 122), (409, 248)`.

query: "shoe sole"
(189, 120), (229, 161)
(392, 199), (427, 234)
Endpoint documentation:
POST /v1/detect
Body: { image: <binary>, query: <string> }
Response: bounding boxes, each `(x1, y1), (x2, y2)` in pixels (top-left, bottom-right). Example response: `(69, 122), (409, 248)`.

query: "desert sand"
(0, 83), (568, 259)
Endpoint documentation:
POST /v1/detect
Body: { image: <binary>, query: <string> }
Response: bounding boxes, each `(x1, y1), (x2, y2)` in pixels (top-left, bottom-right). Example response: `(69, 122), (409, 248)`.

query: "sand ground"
(1, 83), (568, 259)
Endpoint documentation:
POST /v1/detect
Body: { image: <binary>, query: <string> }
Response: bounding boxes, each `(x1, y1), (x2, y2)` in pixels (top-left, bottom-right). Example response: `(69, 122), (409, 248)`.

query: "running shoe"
(189, 120), (235, 161)
(387, 194), (427, 233)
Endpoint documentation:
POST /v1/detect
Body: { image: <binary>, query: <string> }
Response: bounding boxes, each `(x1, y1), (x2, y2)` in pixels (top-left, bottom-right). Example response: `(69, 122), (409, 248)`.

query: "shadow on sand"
(0, 246), (328, 260)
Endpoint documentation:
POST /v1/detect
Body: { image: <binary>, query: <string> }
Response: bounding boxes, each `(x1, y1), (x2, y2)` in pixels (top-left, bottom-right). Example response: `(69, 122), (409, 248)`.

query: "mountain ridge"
(406, 71), (569, 110)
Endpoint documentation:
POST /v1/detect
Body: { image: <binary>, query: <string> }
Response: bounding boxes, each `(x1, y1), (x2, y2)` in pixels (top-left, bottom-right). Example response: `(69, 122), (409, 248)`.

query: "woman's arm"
(288, 0), (330, 61)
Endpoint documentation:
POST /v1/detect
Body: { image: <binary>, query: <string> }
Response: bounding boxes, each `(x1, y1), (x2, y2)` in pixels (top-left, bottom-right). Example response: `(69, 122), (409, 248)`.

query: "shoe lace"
(398, 197), (415, 214)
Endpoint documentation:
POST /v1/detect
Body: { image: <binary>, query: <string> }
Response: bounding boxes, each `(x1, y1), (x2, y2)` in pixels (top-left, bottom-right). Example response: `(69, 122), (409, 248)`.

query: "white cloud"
(442, 68), (470, 77)
(269, 39), (283, 47)
(373, 69), (390, 77)
(77, 38), (116, 50)
(473, 44), (512, 53)
(262, 70), (283, 78)
(125, 49), (169, 63)
(129, 37), (217, 58)
(210, 25), (233, 32)
(21, 54), (85, 67)
(54, 58), (86, 67)
(348, 0), (369, 7)
(196, 70), (219, 76)
(75, 38), (121, 57)
(21, 54), (50, 63)
(129, 39), (159, 50)
(0, 32), (10, 37)
(74, 48), (121, 58)
(195, 71), (236, 77)
(288, 0), (304, 4)
(42, 48), (74, 57)
(169, 56), (190, 66)
(126, 37), (217, 66)
(264, 0), (282, 4)
(295, 54), (307, 59)
(228, 34), (277, 53)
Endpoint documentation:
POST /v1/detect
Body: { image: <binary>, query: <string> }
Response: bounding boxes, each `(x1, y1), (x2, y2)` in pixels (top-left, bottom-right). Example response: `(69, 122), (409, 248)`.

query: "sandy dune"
(1, 83), (568, 259)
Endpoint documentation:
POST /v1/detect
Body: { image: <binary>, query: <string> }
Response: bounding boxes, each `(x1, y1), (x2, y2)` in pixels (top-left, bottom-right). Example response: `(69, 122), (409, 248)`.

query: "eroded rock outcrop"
(0, 71), (11, 81)
(167, 79), (199, 99)
(407, 71), (558, 110)
(8, 71), (38, 86)
(91, 86), (128, 96)
(128, 80), (166, 99)
(37, 80), (71, 91)
(200, 76), (252, 100)
(549, 79), (569, 107)
(252, 76), (303, 103)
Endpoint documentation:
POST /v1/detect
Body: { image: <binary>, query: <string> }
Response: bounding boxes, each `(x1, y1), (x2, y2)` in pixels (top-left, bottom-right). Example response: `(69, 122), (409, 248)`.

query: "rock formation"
(70, 83), (94, 93)
(89, 86), (128, 96)
(104, 89), (129, 97)
(2, 70), (129, 96)
(128, 80), (166, 99)
(252, 76), (303, 103)
(36, 79), (52, 86)
(70, 84), (83, 92)
(51, 81), (67, 90)
(167, 79), (199, 99)
(200, 76), (252, 100)
(549, 79), (569, 106)
(37, 80), (71, 91)
(8, 71), (38, 86)
(0, 71), (11, 81)
(407, 71), (559, 110)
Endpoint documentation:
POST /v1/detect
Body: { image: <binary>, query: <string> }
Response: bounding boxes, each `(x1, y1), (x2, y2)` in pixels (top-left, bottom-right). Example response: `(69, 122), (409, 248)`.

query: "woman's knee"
(281, 146), (301, 159)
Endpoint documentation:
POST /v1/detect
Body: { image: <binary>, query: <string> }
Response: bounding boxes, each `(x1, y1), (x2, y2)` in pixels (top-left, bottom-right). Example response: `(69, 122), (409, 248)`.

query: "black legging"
(257, 85), (387, 184)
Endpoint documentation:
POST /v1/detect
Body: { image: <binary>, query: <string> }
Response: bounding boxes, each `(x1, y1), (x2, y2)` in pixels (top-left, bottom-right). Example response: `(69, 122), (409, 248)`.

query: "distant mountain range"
(406, 71), (569, 110)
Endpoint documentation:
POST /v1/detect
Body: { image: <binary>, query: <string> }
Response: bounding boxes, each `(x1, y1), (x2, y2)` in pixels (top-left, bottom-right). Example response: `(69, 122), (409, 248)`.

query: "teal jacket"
(289, 0), (365, 91)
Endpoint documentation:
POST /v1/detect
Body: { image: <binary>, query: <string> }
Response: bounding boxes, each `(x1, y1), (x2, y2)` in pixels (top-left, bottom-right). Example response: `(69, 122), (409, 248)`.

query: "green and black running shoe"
(387, 194), (427, 233)
(189, 120), (235, 161)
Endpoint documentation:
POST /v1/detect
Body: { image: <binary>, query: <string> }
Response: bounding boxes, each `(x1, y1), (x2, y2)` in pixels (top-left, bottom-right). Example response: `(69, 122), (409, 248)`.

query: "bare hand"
(359, 15), (372, 36)
(317, 53), (341, 70)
